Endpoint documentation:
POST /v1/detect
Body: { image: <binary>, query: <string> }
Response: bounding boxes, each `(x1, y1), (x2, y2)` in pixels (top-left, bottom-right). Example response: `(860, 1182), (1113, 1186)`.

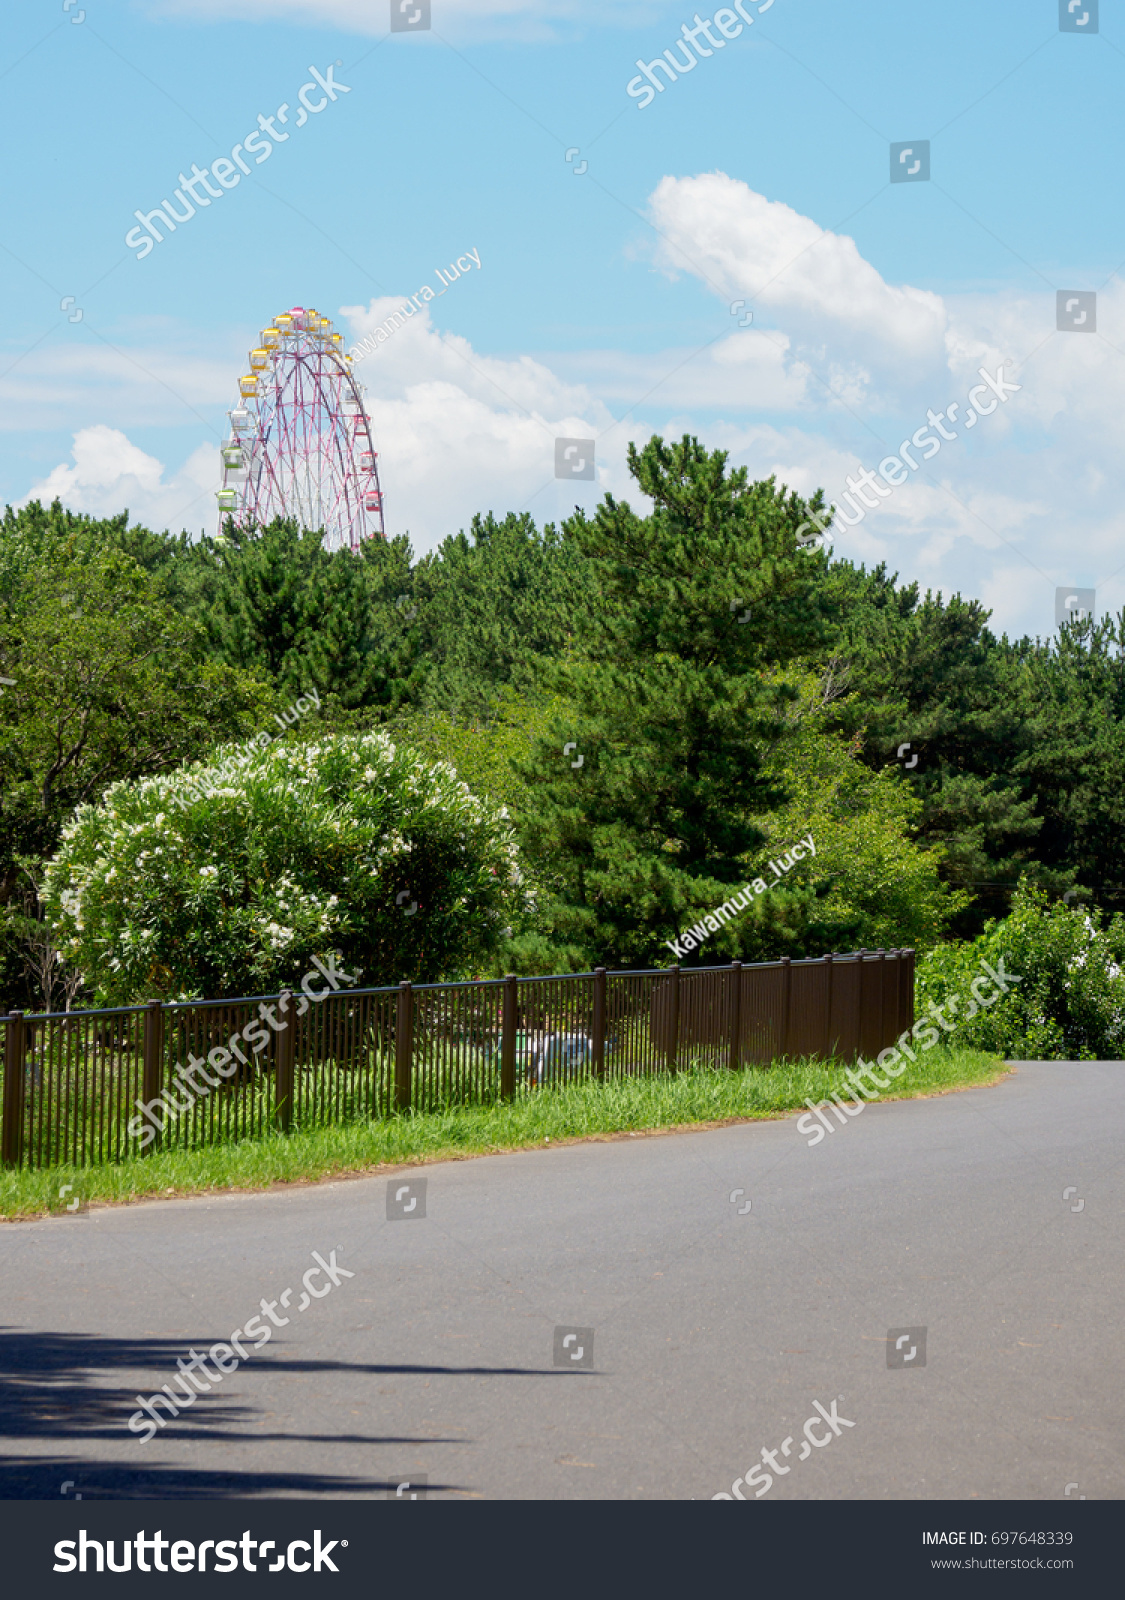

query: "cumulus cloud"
(19, 427), (217, 535)
(647, 172), (949, 391)
(339, 295), (625, 542)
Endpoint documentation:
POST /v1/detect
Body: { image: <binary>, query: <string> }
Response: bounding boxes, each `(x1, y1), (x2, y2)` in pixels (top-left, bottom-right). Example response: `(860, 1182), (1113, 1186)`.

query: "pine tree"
(516, 435), (834, 968)
(821, 563), (1048, 933)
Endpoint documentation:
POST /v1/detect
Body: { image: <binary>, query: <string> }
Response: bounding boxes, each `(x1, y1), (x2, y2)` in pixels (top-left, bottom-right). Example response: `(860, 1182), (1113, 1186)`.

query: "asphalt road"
(2, 1062), (1122, 1500)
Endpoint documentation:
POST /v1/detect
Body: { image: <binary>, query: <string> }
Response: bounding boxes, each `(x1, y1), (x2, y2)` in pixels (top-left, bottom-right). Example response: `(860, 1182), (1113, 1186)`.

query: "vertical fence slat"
(500, 974), (517, 1100)
(729, 962), (742, 1071)
(665, 966), (681, 1074)
(781, 957), (792, 1059)
(899, 948), (915, 1039)
(142, 1000), (164, 1152)
(276, 989), (296, 1131)
(395, 981), (413, 1113)
(2, 1011), (25, 1167)
(592, 967), (606, 1081)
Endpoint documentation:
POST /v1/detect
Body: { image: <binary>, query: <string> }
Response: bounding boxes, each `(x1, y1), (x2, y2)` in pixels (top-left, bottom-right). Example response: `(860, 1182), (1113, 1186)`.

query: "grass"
(0, 1046), (1010, 1221)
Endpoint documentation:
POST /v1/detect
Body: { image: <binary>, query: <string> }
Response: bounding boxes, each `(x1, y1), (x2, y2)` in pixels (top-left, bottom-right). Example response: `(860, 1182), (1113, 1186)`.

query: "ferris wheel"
(216, 305), (385, 551)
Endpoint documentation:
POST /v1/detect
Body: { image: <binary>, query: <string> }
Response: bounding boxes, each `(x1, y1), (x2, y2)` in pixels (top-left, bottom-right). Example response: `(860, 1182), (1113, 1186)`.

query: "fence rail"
(0, 949), (914, 1171)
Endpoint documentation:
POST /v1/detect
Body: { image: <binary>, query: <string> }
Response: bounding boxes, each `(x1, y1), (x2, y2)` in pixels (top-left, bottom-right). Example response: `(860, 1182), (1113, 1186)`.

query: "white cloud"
(647, 172), (949, 391)
(19, 427), (218, 536)
(342, 295), (609, 420)
(341, 295), (626, 542)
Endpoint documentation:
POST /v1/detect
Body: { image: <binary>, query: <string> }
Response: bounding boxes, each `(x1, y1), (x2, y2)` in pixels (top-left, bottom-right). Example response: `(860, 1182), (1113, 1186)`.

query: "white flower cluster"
(39, 724), (529, 1000)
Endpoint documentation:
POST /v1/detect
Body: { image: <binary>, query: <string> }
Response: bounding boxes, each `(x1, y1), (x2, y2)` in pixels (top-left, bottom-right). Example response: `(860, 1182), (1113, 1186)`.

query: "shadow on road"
(0, 1327), (583, 1498)
(0, 1458), (463, 1499)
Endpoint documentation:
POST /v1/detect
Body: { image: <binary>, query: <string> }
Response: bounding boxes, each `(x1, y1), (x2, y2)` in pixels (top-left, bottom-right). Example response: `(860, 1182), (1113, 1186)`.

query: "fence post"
(500, 974), (518, 1099)
(1, 1011), (26, 1167)
(780, 956), (792, 1060)
(895, 948), (913, 1038)
(142, 1000), (164, 1151)
(823, 953), (835, 1060)
(592, 967), (606, 1081)
(665, 965), (681, 1074)
(729, 962), (742, 1072)
(276, 989), (296, 1132)
(395, 981), (413, 1113)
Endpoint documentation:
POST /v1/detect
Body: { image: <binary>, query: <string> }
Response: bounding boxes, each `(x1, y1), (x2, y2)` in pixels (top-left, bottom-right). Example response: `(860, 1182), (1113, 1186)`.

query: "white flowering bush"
(918, 882), (1125, 1060)
(42, 730), (532, 1003)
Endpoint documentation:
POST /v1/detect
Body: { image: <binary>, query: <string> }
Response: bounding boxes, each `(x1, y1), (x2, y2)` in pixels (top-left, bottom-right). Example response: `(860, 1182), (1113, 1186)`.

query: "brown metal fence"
(0, 948), (913, 1171)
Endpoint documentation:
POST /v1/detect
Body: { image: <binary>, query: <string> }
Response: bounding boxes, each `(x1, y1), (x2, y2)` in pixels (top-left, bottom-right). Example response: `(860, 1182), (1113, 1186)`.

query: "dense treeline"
(2, 436), (1122, 1006)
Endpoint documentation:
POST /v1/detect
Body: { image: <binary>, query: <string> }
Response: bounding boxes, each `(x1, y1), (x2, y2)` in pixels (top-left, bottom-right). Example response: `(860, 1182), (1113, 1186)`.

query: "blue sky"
(3, 0), (1123, 639)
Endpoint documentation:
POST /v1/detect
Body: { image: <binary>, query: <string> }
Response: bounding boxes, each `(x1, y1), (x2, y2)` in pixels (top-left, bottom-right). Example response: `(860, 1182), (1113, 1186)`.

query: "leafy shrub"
(917, 882), (1125, 1060)
(42, 730), (532, 1004)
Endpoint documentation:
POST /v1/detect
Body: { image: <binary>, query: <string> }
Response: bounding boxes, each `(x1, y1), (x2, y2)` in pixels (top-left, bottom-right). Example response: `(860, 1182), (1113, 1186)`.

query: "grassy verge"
(0, 1047), (1009, 1220)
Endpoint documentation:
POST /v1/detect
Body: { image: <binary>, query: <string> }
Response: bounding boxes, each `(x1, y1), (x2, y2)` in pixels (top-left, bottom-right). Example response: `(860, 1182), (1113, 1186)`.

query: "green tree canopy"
(0, 505), (269, 900)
